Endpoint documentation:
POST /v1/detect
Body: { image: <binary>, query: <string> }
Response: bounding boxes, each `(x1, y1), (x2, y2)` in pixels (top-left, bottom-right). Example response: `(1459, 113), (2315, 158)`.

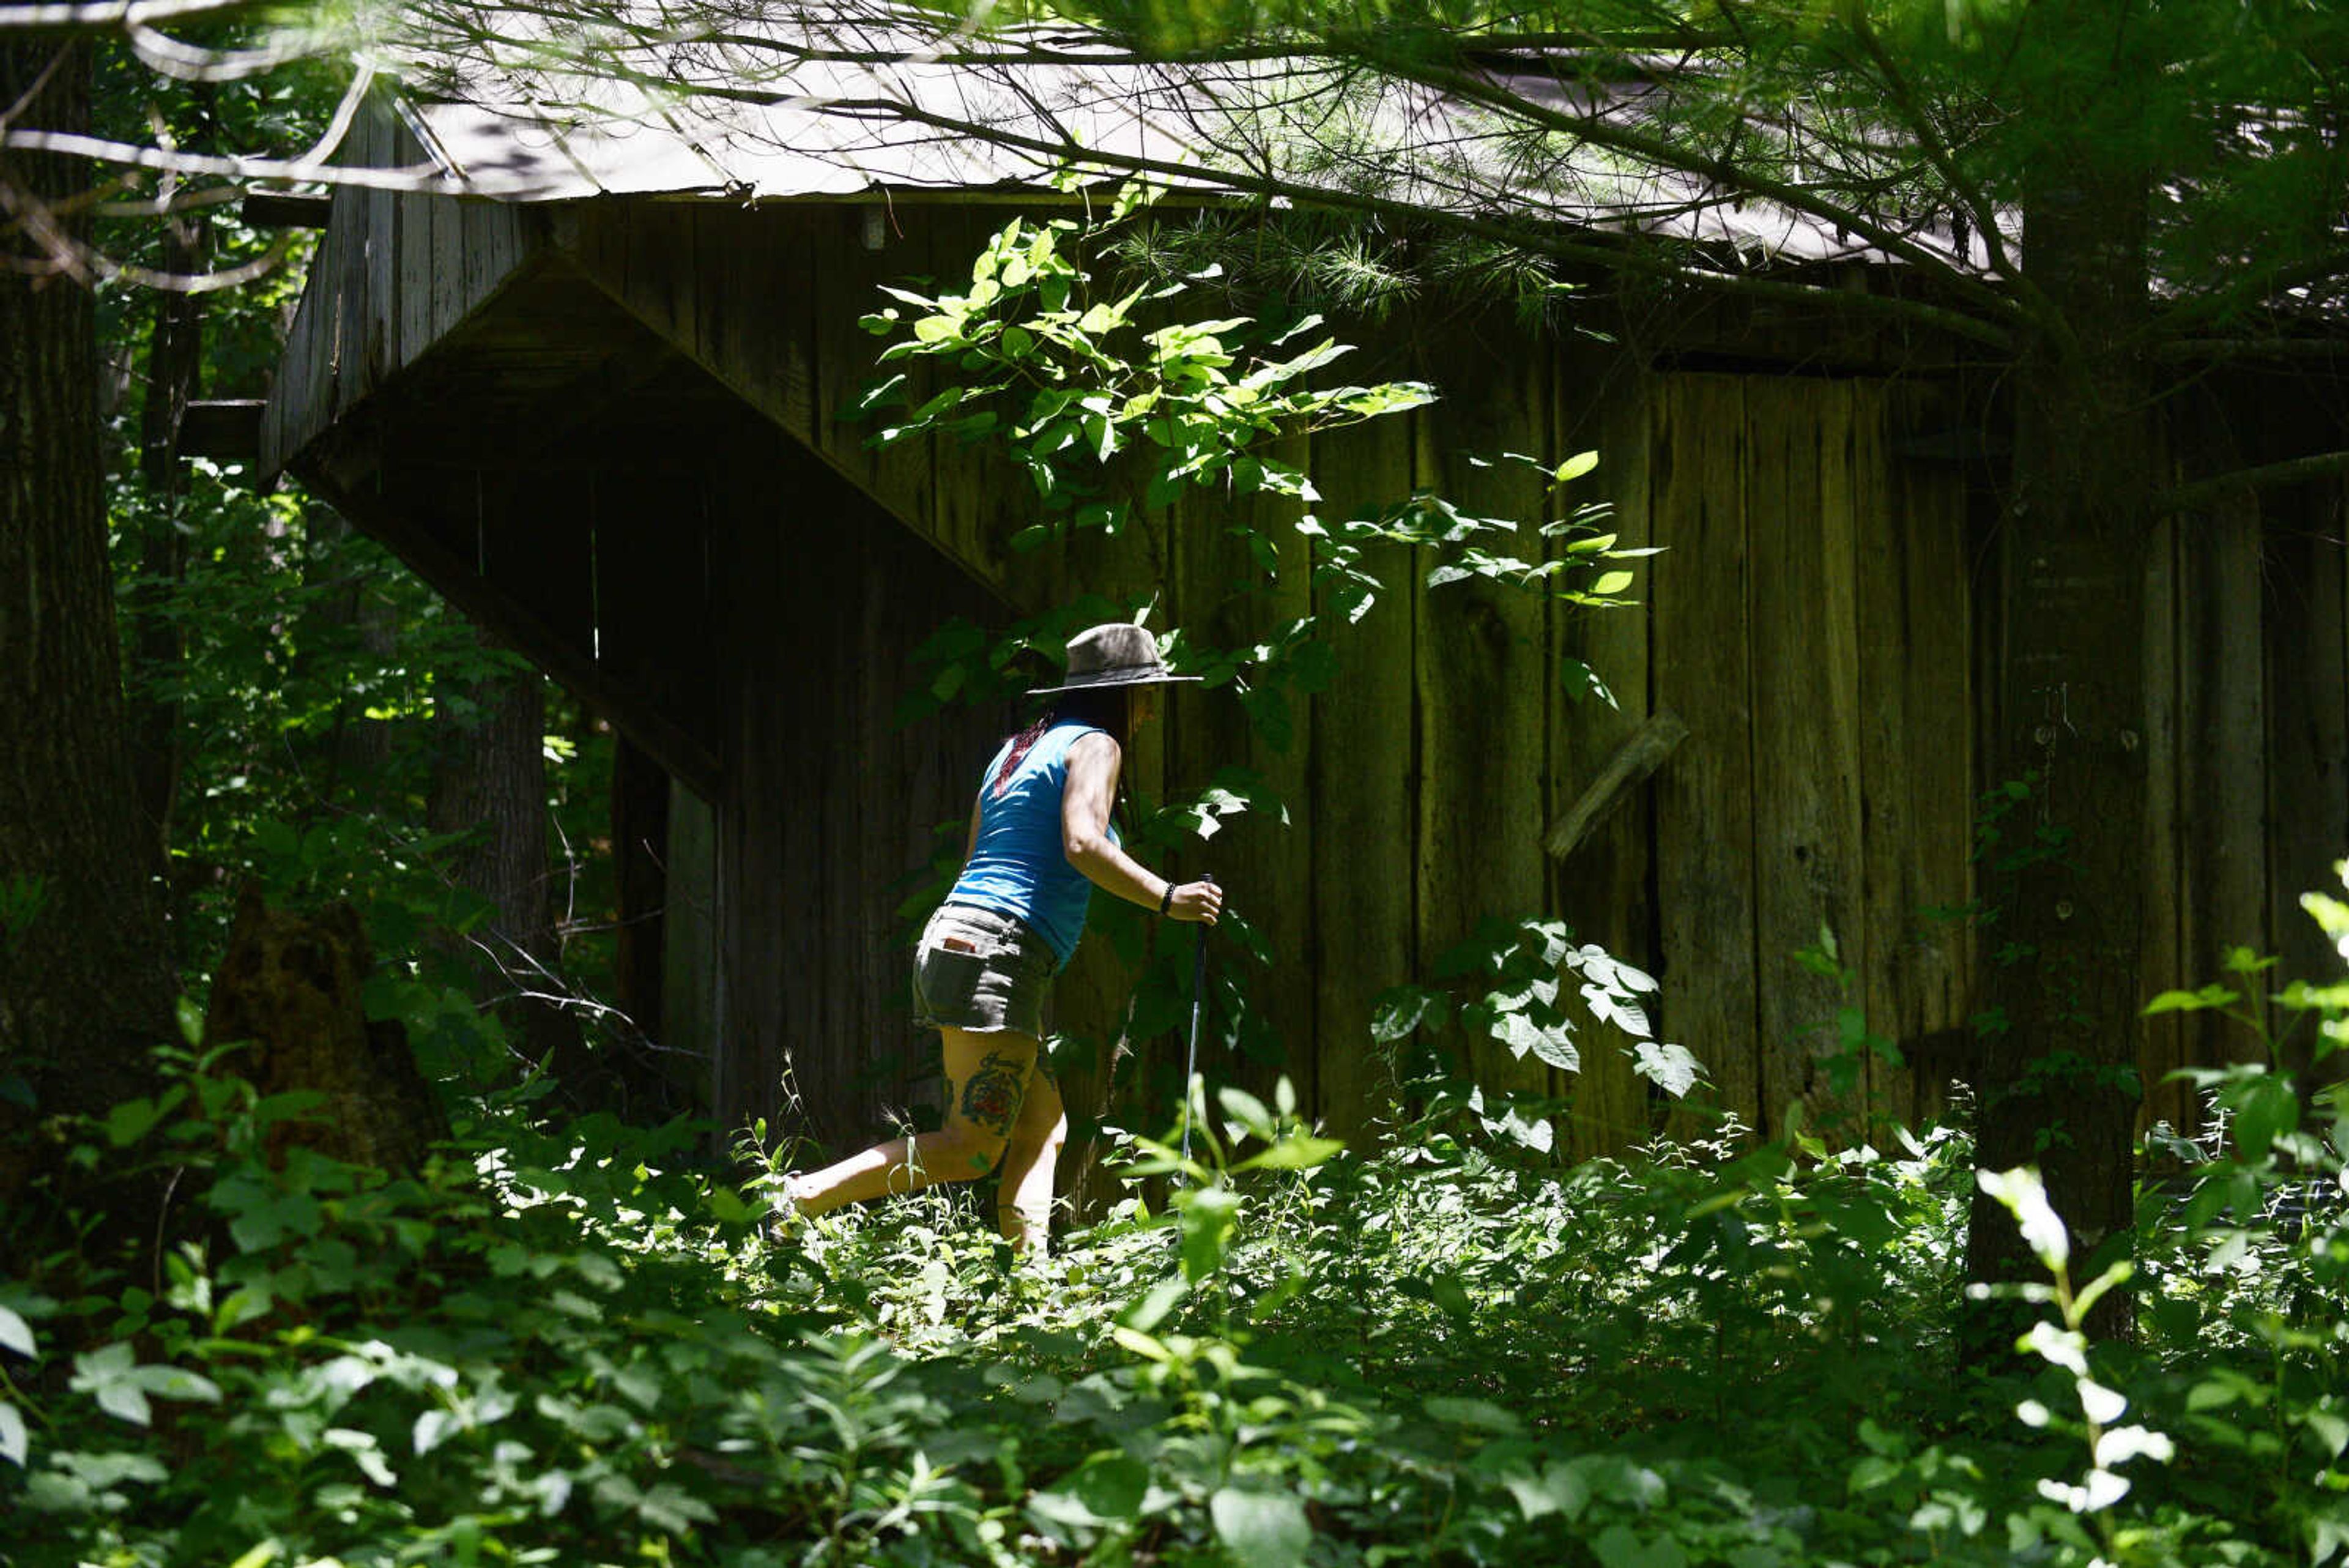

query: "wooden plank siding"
(1748, 379), (1866, 1139)
(1307, 411), (1421, 1142)
(1652, 376), (1765, 1134)
(1553, 343), (1658, 1160)
(2176, 485), (2273, 1074)
(1856, 385), (1976, 1135)
(264, 102), (546, 478)
(2266, 492), (2349, 1090)
(264, 180), (2349, 1183)
(1412, 326), (1554, 1104)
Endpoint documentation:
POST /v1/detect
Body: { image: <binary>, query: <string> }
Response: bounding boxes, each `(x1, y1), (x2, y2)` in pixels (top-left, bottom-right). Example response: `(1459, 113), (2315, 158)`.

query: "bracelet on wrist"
(1157, 882), (1176, 916)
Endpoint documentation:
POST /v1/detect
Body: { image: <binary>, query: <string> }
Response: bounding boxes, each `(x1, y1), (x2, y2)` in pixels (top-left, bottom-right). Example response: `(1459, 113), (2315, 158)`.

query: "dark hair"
(990, 685), (1135, 798)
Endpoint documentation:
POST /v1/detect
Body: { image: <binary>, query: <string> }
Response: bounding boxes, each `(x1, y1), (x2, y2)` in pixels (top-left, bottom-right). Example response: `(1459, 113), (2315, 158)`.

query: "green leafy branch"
(863, 197), (1650, 760)
(1975, 1165), (2175, 1553)
(858, 208), (1434, 541)
(1369, 916), (1702, 1151)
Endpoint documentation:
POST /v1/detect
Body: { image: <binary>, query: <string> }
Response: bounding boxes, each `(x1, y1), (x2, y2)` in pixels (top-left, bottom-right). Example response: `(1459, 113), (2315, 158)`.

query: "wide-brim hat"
(1027, 622), (1203, 697)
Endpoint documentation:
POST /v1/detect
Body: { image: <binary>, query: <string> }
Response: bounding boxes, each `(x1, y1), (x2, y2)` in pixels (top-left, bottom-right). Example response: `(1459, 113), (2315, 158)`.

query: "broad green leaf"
(0, 1305), (32, 1359)
(1592, 1525), (1689, 1568)
(1238, 1134), (1344, 1172)
(1631, 1041), (1702, 1098)
(2230, 1072), (2298, 1159)
(1109, 1325), (1171, 1362)
(1033, 1452), (1149, 1528)
(1178, 1185), (1242, 1283)
(106, 1094), (173, 1148)
(2142, 986), (2238, 1015)
(1215, 1086), (1272, 1134)
(1426, 1395), (1520, 1433)
(1979, 1167), (2069, 1269)
(1120, 1276), (1189, 1334)
(1210, 1488), (1310, 1568)
(0, 1402), (24, 1468)
(1555, 448), (1600, 483)
(1369, 986), (1448, 1042)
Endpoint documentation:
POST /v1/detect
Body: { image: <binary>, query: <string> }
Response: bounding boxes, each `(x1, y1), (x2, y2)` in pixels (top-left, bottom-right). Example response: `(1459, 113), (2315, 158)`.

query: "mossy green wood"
(1310, 413), (1417, 1140)
(1750, 379), (1866, 1139)
(2176, 476), (2272, 1091)
(2138, 511), (2187, 1131)
(1555, 340), (1659, 1160)
(1412, 321), (1553, 1104)
(2265, 496), (2349, 1091)
(1164, 439), (1319, 1115)
(1652, 375), (1762, 1135)
(1855, 384), (1975, 1135)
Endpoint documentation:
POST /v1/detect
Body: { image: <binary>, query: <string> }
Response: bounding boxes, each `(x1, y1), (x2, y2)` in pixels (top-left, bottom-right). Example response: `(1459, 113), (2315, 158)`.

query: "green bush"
(5, 956), (2341, 1567)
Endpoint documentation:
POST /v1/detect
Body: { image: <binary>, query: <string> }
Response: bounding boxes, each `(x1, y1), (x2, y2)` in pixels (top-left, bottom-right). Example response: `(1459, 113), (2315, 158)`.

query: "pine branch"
(768, 86), (2017, 351)
(1348, 45), (2026, 329)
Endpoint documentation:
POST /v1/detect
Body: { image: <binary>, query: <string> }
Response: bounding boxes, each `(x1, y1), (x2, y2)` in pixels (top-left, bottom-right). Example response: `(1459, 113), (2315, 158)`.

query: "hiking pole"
(1178, 875), (1217, 1173)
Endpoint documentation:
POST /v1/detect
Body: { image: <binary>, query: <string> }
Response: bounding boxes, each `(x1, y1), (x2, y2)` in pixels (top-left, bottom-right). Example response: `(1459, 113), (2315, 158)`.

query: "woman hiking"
(781, 622), (1223, 1252)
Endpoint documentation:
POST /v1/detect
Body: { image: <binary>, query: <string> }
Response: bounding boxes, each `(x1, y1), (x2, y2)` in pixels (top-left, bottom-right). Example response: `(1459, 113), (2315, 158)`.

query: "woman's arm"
(1061, 732), (1222, 923)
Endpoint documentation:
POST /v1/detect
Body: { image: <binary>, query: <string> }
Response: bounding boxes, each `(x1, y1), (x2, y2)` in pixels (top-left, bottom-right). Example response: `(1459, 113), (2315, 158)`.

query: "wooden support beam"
(1543, 706), (1690, 861)
(291, 448), (725, 800)
(179, 399), (266, 461)
(242, 193), (333, 229)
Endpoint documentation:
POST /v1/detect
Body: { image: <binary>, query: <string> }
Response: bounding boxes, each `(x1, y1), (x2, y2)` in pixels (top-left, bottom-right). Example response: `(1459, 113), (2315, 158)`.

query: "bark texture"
(203, 889), (447, 1172)
(1966, 114), (2153, 1347)
(426, 628), (591, 1096)
(124, 179), (210, 878)
(0, 41), (176, 1201)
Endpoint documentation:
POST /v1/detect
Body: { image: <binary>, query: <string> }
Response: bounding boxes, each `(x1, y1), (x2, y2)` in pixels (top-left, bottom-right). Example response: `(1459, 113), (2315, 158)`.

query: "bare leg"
(785, 1028), (1038, 1216)
(994, 1066), (1067, 1254)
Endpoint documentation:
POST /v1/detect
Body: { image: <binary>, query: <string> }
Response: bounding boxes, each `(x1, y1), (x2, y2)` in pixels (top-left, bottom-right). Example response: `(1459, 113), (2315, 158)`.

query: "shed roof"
(386, 2), (1992, 271)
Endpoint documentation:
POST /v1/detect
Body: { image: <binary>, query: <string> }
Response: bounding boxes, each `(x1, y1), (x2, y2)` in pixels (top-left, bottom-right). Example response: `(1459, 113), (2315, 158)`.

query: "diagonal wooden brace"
(1543, 707), (1691, 861)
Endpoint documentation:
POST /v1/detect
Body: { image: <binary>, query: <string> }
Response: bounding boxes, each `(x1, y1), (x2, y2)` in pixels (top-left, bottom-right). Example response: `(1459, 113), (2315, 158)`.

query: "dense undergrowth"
(2, 1011), (2342, 1566)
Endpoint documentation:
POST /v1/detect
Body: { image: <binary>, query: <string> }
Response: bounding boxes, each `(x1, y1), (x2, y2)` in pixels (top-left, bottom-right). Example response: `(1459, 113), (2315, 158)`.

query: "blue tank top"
(948, 721), (1118, 968)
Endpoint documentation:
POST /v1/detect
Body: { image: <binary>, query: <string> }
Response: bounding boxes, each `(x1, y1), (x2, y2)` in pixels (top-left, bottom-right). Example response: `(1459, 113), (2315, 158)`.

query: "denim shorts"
(911, 903), (1055, 1037)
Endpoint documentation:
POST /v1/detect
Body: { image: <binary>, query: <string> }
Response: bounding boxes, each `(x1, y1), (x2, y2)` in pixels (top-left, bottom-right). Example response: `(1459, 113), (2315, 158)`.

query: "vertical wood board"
(2263, 497), (2349, 1086)
(1412, 325), (1553, 1101)
(1553, 341), (1659, 1159)
(1308, 414), (1417, 1140)
(1650, 375), (1762, 1134)
(1855, 385), (1976, 1136)
(1748, 379), (1865, 1139)
(2177, 491), (2271, 1086)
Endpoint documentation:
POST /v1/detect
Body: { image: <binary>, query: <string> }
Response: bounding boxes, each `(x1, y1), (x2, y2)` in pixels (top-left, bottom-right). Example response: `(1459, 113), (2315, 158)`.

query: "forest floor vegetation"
(1, 1027), (2341, 1566)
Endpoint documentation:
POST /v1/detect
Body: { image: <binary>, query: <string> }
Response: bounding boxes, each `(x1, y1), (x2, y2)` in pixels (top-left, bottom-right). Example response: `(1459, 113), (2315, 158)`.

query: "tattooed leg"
(996, 1065), (1067, 1255)
(781, 1028), (1039, 1215)
(958, 1049), (1030, 1139)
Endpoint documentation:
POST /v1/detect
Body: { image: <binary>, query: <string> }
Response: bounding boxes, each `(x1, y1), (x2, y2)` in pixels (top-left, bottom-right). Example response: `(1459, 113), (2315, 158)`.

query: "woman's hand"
(1163, 879), (1223, 924)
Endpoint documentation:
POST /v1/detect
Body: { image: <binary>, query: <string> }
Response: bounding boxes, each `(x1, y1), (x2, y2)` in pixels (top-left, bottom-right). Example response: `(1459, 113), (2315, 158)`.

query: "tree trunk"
(1965, 137), (2153, 1348)
(426, 627), (592, 1096)
(0, 40), (176, 1198)
(204, 888), (447, 1173)
(124, 177), (209, 890)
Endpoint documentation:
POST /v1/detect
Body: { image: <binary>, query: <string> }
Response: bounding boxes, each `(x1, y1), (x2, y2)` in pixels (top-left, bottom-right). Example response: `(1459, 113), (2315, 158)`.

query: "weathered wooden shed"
(261, 58), (2349, 1166)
